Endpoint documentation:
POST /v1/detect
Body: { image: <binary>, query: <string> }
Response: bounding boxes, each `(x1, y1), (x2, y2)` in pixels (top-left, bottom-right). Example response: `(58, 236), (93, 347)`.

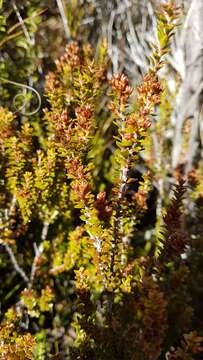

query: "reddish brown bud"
(94, 191), (112, 221)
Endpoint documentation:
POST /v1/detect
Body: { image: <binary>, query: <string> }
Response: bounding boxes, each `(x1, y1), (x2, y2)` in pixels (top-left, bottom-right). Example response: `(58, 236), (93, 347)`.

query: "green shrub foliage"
(1, 1), (203, 359)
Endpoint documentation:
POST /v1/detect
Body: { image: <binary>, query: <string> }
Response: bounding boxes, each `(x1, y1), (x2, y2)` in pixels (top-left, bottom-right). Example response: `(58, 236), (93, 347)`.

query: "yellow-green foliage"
(1, 2), (203, 359)
(0, 309), (35, 360)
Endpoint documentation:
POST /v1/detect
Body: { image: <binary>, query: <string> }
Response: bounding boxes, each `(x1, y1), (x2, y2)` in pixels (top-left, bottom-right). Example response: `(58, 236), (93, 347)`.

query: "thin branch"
(56, 0), (71, 40)
(4, 243), (29, 283)
(29, 210), (58, 288)
(1, 197), (29, 283)
(12, 0), (33, 46)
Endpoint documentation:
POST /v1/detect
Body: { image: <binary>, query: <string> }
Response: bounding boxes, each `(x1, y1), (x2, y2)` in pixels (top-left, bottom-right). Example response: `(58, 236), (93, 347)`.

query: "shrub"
(0, 1), (203, 359)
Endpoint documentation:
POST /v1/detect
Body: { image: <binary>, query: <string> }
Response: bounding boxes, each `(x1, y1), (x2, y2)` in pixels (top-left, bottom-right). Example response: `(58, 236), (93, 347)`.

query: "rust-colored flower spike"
(75, 104), (93, 131)
(109, 73), (133, 104)
(50, 109), (72, 147)
(66, 158), (92, 207)
(55, 41), (81, 70)
(94, 191), (112, 222)
(75, 104), (92, 120)
(137, 72), (163, 107)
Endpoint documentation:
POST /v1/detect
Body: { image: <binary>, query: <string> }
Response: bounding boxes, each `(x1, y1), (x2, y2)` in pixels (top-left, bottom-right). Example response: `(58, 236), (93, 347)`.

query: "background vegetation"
(0, 0), (203, 359)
